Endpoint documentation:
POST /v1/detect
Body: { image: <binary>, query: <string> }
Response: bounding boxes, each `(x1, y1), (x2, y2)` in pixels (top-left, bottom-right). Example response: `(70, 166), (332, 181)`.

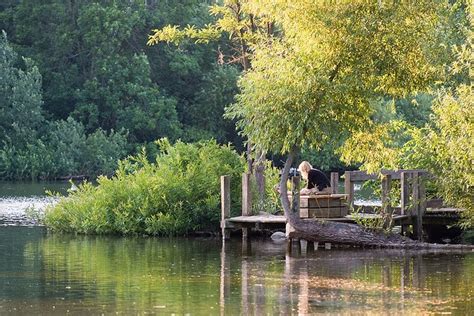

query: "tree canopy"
(0, 0), (243, 179)
(227, 1), (446, 155)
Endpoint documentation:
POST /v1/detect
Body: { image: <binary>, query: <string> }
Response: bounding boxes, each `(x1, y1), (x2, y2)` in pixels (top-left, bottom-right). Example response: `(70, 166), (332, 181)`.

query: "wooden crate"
(299, 194), (348, 218)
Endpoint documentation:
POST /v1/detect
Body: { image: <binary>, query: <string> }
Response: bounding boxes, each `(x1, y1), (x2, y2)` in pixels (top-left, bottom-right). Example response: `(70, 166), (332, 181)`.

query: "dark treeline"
(0, 0), (241, 180)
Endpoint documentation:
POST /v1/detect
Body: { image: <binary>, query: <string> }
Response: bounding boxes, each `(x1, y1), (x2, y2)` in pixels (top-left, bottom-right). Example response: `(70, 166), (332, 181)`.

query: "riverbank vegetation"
(45, 140), (244, 235)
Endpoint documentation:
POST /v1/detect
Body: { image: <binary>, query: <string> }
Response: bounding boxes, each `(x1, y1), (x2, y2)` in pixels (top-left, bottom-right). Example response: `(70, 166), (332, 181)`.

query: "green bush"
(44, 139), (244, 235)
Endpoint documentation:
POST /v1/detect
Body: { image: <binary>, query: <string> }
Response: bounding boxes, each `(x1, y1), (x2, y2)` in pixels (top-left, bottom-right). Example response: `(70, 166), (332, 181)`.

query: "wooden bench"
(299, 194), (348, 218)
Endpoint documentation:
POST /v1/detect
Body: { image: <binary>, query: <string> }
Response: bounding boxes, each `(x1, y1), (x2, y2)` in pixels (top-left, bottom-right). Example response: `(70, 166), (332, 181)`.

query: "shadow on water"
(0, 227), (473, 315)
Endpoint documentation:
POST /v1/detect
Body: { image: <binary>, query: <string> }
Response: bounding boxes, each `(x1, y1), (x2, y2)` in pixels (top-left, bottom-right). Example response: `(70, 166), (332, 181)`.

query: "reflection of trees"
(230, 246), (474, 315)
(0, 227), (47, 300)
(7, 231), (474, 314)
(34, 235), (225, 314)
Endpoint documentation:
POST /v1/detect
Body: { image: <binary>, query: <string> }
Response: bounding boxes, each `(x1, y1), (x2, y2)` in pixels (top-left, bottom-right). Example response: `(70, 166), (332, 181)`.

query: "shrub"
(44, 139), (244, 235)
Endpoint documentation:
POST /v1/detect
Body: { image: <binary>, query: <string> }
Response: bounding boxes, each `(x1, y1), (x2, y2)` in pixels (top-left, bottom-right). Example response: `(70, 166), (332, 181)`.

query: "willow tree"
(227, 1), (450, 246)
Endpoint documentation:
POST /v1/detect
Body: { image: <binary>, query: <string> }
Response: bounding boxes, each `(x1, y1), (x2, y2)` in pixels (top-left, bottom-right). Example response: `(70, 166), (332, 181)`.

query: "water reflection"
(0, 227), (473, 315)
(221, 241), (474, 315)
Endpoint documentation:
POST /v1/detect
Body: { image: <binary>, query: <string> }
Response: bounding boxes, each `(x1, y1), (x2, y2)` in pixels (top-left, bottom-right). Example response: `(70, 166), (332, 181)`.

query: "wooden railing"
(344, 169), (430, 240)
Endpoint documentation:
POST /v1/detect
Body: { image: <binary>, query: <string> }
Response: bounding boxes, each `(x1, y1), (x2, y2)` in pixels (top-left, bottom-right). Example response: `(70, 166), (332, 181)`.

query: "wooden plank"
(307, 207), (348, 218)
(347, 169), (428, 182)
(307, 198), (342, 208)
(294, 194), (347, 199)
(300, 207), (309, 218)
(221, 175), (231, 240)
(426, 208), (461, 213)
(228, 215), (287, 223)
(329, 194), (348, 199)
(300, 198), (308, 208)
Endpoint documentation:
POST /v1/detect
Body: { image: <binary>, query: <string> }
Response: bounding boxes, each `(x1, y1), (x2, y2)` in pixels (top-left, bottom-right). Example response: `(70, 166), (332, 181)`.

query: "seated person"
(298, 161), (331, 195)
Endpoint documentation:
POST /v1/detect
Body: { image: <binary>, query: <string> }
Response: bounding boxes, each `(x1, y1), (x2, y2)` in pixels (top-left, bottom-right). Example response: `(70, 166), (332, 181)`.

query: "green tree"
(182, 64), (241, 145)
(0, 31), (45, 179)
(5, 0), (226, 145)
(0, 31), (44, 144)
(73, 52), (181, 143)
(339, 1), (473, 226)
(148, 0), (278, 198)
(226, 0), (447, 235)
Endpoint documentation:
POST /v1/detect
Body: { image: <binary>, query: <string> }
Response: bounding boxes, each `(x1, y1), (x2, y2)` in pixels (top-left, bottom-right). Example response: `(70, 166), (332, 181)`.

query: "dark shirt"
(307, 169), (330, 191)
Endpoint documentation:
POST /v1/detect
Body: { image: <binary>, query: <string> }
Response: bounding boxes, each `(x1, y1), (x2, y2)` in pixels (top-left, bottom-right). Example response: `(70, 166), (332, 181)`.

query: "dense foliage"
(0, 0), (241, 179)
(340, 2), (473, 226)
(0, 32), (128, 179)
(415, 85), (473, 227)
(227, 1), (445, 156)
(44, 140), (244, 235)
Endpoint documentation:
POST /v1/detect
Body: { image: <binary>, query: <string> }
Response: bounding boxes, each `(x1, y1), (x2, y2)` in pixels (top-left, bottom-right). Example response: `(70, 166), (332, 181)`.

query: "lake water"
(1, 182), (473, 315)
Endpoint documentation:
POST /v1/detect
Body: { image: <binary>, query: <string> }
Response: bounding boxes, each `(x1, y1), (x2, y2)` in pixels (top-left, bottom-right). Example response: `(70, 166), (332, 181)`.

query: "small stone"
(271, 231), (286, 240)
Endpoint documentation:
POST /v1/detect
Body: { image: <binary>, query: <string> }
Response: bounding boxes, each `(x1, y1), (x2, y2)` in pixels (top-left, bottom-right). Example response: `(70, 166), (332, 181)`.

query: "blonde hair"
(298, 161), (312, 180)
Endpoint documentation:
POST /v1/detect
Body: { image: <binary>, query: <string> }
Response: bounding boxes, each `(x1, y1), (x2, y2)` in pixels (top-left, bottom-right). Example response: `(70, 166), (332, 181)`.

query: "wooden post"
(400, 172), (410, 216)
(381, 174), (392, 229)
(419, 173), (426, 235)
(242, 173), (252, 216)
(242, 173), (252, 241)
(412, 172), (424, 241)
(221, 175), (231, 240)
(330, 172), (339, 194)
(344, 171), (354, 209)
(286, 237), (293, 253)
(285, 175), (301, 254)
(400, 172), (410, 235)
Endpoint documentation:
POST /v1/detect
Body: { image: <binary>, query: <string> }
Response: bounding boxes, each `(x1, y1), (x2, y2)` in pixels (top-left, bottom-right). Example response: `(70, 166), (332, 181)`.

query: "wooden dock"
(220, 170), (464, 243)
(223, 209), (461, 232)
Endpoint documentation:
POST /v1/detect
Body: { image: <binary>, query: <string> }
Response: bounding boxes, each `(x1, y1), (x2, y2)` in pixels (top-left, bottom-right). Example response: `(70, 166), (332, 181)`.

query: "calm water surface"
(0, 182), (473, 315)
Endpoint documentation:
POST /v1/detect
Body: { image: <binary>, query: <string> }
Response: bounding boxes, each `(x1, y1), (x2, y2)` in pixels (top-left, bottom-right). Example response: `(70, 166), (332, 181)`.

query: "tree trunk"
(278, 147), (474, 250)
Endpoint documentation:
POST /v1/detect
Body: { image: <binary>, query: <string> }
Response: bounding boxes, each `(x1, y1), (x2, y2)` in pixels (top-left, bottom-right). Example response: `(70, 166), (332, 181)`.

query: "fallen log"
(279, 147), (474, 251)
